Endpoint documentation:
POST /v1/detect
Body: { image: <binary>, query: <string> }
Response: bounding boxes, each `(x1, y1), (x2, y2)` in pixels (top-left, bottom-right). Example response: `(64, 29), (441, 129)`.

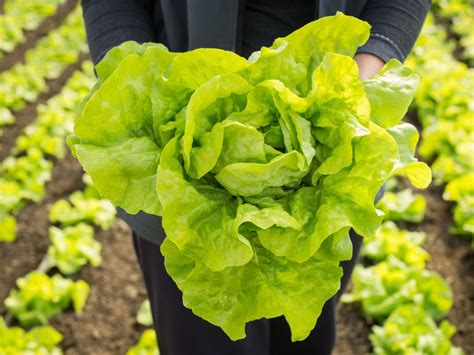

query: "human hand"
(354, 53), (385, 80)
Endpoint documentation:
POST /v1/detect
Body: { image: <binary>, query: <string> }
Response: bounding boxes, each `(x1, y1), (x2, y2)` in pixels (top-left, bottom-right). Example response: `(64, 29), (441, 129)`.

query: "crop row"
(0, 51), (156, 353)
(0, 5), (87, 135)
(344, 181), (463, 354)
(1, 171), (116, 353)
(406, 13), (474, 245)
(1, 134), (153, 353)
(0, 58), (94, 351)
(0, 0), (65, 59)
(0, 56), (119, 352)
(0, 62), (94, 243)
(342, 13), (472, 352)
(432, 0), (474, 65)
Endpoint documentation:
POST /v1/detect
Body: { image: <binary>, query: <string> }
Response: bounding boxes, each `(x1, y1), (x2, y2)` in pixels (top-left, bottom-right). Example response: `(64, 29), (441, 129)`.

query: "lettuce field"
(0, 0), (473, 354)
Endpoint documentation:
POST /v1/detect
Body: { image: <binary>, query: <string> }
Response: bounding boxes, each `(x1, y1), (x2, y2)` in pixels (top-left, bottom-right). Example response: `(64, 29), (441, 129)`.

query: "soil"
(334, 303), (371, 355)
(0, 54), (87, 161)
(0, 0), (79, 73)
(333, 181), (474, 354)
(417, 184), (474, 354)
(49, 220), (147, 355)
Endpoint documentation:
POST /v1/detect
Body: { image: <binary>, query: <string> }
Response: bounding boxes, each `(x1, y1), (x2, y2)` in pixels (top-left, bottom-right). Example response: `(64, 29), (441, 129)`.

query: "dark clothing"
(132, 229), (363, 355)
(81, 0), (430, 245)
(82, 0), (431, 66)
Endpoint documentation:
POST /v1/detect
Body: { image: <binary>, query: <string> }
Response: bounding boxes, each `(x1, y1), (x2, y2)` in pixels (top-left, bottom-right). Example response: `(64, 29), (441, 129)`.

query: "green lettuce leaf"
(156, 136), (253, 271)
(161, 235), (343, 342)
(363, 59), (419, 128)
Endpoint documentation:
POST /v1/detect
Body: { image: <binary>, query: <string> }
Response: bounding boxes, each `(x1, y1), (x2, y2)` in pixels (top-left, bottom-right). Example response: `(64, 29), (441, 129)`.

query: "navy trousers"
(131, 229), (363, 355)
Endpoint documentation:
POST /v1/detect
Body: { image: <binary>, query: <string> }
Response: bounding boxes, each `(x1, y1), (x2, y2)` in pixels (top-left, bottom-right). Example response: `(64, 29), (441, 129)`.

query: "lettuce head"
(68, 13), (431, 341)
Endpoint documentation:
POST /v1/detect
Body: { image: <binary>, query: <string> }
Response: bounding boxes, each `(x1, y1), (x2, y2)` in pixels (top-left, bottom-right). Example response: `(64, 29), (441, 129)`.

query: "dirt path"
(334, 302), (371, 354)
(0, 0), (79, 73)
(418, 184), (474, 353)
(50, 220), (148, 355)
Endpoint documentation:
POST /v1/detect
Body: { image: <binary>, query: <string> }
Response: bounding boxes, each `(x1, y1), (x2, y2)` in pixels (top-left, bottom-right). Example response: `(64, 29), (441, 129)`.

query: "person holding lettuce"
(81, 1), (430, 354)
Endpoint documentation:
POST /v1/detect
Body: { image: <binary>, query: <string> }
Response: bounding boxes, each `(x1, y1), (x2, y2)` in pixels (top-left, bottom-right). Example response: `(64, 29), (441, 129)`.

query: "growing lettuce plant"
(49, 190), (116, 229)
(370, 304), (464, 355)
(0, 213), (16, 243)
(5, 271), (89, 327)
(376, 188), (427, 223)
(342, 256), (453, 321)
(127, 329), (159, 355)
(361, 221), (429, 268)
(69, 14), (431, 341)
(47, 223), (102, 275)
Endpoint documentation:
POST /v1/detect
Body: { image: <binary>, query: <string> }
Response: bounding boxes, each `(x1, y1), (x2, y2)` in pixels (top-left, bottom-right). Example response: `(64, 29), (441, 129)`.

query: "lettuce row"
(0, 6), (87, 133)
(349, 177), (460, 352)
(70, 13), (430, 341)
(0, 0), (65, 58)
(0, 63), (95, 244)
(432, 0), (474, 65)
(407, 14), (474, 243)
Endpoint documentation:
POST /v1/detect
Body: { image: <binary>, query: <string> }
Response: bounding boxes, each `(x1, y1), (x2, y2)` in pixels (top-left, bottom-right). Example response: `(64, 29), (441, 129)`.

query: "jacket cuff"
(357, 33), (405, 63)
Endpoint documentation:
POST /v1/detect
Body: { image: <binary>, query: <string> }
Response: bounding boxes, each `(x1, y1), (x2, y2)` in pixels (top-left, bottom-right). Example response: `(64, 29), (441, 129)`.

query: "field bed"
(419, 185), (474, 353)
(49, 220), (147, 355)
(1, 145), (471, 354)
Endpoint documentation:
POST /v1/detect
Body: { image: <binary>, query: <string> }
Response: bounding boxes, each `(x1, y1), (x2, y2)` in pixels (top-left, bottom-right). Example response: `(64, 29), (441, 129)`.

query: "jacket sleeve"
(356, 0), (431, 62)
(81, 0), (156, 65)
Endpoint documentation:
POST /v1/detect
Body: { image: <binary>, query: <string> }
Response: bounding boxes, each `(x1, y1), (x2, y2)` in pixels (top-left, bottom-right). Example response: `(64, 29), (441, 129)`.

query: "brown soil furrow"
(417, 184), (474, 354)
(0, 153), (84, 313)
(49, 220), (147, 355)
(334, 302), (371, 355)
(0, 53), (87, 162)
(0, 0), (79, 73)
